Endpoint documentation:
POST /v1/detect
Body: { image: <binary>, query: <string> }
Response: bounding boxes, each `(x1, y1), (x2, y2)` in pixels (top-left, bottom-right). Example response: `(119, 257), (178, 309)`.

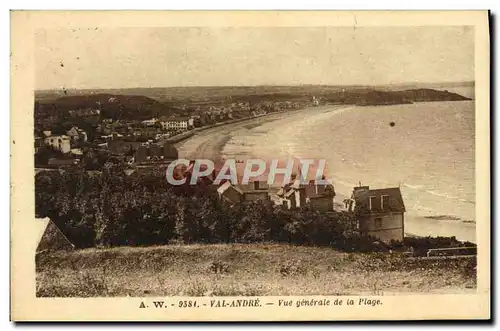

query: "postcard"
(10, 10), (490, 321)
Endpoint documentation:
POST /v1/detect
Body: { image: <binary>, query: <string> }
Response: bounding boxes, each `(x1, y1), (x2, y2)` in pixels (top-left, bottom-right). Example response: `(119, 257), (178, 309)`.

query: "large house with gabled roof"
(346, 185), (406, 244)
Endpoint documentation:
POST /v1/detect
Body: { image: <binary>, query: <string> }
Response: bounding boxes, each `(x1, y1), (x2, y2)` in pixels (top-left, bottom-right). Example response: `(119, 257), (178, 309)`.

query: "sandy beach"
(175, 109), (309, 160)
(175, 106), (476, 243)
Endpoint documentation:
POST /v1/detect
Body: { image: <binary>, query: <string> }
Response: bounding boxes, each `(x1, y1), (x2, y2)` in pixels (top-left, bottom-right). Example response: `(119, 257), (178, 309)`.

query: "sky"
(35, 26), (475, 90)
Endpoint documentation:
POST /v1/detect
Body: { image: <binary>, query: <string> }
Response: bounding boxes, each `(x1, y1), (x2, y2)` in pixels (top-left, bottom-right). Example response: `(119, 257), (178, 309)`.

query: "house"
(36, 218), (75, 254)
(133, 143), (179, 165)
(309, 195), (334, 213)
(312, 96), (320, 106)
(68, 108), (100, 117)
(279, 177), (335, 211)
(70, 148), (84, 156)
(160, 117), (194, 131)
(142, 118), (159, 127)
(347, 185), (406, 244)
(302, 178), (336, 198)
(108, 139), (143, 155)
(217, 181), (244, 205)
(67, 126), (88, 143)
(66, 127), (79, 141)
(217, 180), (271, 205)
(278, 180), (307, 209)
(237, 181), (271, 202)
(44, 135), (71, 153)
(281, 186), (307, 209)
(34, 137), (44, 153)
(103, 132), (124, 141)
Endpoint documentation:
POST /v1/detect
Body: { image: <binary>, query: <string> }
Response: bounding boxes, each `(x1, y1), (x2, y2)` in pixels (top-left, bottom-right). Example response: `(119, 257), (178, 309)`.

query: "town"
(34, 93), (311, 171)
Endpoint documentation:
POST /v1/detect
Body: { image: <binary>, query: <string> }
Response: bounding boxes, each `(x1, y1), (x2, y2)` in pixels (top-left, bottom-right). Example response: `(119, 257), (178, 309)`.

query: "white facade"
(160, 118), (194, 131)
(44, 135), (71, 154)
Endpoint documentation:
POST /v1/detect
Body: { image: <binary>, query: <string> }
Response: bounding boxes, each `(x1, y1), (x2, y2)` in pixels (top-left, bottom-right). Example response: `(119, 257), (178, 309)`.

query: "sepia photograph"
(10, 10), (490, 321)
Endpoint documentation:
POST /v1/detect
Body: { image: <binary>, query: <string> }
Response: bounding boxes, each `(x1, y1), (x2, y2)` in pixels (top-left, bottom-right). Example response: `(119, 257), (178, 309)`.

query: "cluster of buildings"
(214, 173), (406, 244)
(98, 116), (196, 140)
(68, 108), (101, 118)
(35, 127), (88, 166)
(34, 111), (199, 168)
(215, 175), (337, 213)
(174, 161), (405, 244)
(34, 97), (313, 166)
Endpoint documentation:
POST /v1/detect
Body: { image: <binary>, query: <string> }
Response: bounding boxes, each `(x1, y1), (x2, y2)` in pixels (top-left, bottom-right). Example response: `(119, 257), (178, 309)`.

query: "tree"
(34, 146), (64, 166)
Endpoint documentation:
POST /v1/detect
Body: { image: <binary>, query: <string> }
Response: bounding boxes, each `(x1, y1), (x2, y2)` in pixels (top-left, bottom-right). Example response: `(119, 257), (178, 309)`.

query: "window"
(381, 195), (390, 210)
(375, 218), (383, 229)
(370, 196), (381, 211)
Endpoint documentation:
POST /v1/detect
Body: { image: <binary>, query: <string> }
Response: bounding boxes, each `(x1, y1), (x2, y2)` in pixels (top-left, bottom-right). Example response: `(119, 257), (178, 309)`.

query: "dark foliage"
(34, 168), (377, 251)
(34, 145), (65, 166)
(35, 168), (473, 252)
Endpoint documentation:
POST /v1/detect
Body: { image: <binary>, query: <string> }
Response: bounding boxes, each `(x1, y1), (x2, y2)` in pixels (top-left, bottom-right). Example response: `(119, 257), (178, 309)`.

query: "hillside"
(36, 243), (476, 297)
(36, 93), (177, 121)
(400, 88), (471, 102)
(34, 86), (471, 124)
(49, 93), (162, 108)
(35, 81), (474, 103)
(326, 88), (470, 106)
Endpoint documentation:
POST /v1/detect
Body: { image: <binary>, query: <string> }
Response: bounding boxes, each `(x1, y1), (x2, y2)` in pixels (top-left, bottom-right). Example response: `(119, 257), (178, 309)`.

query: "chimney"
(353, 185), (370, 193)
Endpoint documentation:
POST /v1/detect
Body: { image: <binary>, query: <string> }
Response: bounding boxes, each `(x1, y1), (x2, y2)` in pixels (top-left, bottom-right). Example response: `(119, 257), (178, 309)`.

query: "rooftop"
(351, 186), (406, 213)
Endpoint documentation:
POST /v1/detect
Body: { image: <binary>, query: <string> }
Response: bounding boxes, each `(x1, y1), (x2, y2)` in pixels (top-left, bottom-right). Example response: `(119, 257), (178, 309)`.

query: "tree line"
(35, 166), (474, 252)
(34, 166), (370, 250)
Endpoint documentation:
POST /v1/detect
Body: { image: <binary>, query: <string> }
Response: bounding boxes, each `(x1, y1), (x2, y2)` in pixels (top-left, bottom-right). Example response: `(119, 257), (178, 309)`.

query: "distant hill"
(400, 88), (471, 102)
(36, 81), (474, 103)
(52, 93), (161, 108)
(34, 85), (472, 122)
(339, 88), (470, 106)
(36, 93), (178, 121)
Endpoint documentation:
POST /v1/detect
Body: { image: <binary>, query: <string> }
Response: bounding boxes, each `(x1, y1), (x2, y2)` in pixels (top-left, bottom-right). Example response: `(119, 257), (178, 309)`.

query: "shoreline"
(176, 105), (339, 160)
(174, 104), (476, 243)
(176, 104), (344, 155)
(169, 106), (312, 146)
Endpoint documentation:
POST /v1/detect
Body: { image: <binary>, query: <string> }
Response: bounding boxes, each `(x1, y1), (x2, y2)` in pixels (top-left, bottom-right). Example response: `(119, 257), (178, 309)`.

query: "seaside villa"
(345, 185), (406, 244)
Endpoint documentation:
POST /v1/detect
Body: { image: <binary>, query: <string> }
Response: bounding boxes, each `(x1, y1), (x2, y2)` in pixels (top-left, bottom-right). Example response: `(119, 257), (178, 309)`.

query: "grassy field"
(36, 244), (476, 297)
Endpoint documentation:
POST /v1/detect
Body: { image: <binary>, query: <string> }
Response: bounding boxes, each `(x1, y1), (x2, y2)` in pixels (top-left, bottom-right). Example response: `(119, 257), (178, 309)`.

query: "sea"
(222, 86), (476, 223)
